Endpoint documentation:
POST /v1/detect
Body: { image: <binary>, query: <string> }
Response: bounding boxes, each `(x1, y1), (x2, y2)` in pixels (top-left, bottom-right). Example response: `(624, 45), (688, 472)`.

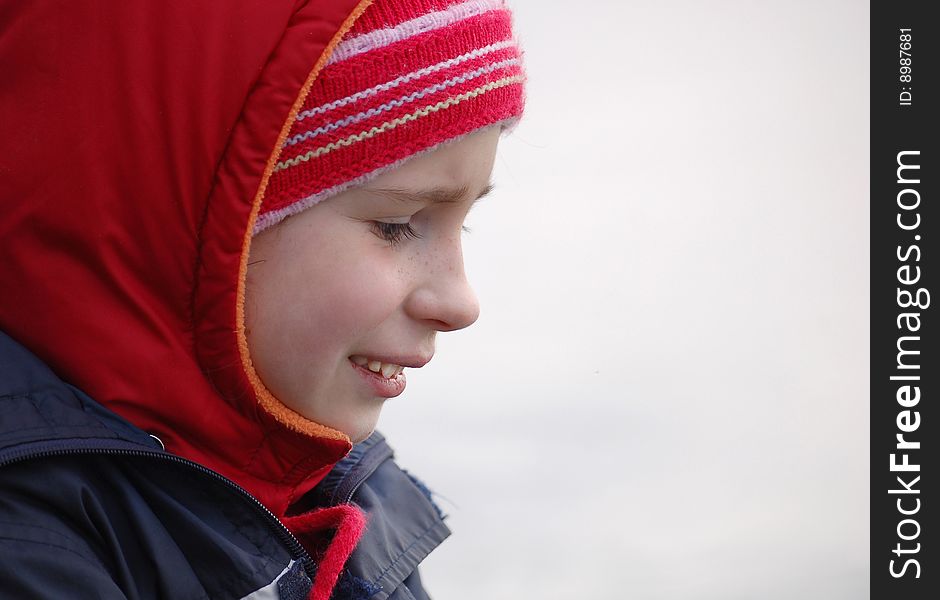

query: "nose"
(405, 238), (481, 332)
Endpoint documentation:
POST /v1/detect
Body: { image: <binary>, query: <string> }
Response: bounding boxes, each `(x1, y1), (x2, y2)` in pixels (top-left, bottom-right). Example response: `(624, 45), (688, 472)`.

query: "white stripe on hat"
(327, 0), (508, 66)
(285, 57), (521, 147)
(298, 40), (516, 121)
(274, 74), (525, 172)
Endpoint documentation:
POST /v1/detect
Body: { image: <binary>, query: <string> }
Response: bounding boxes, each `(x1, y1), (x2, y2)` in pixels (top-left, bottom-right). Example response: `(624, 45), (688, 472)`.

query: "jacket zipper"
(343, 477), (368, 504)
(0, 445), (317, 581)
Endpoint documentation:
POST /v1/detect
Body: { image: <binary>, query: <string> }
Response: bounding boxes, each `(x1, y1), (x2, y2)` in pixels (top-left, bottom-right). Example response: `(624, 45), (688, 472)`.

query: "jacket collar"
(310, 431), (451, 599)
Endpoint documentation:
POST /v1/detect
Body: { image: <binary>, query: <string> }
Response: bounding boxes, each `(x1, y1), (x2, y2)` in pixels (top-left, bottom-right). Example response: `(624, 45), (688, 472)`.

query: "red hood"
(0, 0), (374, 516)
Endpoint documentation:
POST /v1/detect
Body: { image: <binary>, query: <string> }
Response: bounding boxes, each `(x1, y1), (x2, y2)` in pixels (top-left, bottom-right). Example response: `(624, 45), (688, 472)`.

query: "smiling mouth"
(349, 355), (404, 379)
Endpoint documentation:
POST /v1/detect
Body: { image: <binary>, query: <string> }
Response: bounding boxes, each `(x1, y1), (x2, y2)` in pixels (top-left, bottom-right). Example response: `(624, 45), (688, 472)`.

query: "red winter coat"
(1, 1), (388, 596)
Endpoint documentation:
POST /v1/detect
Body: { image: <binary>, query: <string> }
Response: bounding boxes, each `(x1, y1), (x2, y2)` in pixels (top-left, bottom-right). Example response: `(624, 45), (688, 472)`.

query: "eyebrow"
(368, 182), (495, 205)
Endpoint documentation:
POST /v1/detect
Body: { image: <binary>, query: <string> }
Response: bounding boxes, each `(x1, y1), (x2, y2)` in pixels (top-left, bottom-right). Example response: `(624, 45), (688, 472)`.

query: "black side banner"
(873, 1), (937, 597)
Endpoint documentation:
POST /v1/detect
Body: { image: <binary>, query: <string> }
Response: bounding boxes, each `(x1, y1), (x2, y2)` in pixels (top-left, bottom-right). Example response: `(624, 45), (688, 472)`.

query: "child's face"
(245, 127), (500, 443)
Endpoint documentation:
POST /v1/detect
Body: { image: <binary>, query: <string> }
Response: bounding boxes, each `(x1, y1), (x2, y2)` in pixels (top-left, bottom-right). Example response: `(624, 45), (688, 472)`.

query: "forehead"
(367, 182), (495, 206)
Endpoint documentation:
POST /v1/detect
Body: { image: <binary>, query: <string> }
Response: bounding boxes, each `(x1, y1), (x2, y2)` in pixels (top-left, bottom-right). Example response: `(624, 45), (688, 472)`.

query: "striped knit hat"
(255, 0), (526, 234)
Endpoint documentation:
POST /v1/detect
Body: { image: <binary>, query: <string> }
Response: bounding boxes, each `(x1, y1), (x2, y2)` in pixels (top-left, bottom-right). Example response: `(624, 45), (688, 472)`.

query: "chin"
(305, 400), (382, 445)
(336, 411), (381, 445)
(348, 424), (377, 445)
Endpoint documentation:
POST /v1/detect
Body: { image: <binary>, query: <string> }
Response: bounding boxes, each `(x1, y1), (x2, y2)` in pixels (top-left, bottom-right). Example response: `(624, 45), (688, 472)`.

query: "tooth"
(368, 360), (382, 373)
(394, 365), (404, 377)
(351, 355), (368, 366)
(380, 363), (399, 378)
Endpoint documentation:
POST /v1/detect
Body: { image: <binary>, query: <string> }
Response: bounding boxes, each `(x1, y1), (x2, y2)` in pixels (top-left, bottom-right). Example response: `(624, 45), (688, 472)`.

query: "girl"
(0, 1), (525, 598)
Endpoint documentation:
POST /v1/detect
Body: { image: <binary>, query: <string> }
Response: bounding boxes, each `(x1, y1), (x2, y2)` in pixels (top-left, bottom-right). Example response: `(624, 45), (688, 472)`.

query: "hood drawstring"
(283, 504), (368, 600)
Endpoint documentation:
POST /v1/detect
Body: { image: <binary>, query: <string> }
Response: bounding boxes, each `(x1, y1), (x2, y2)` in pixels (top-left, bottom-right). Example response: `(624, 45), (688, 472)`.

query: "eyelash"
(371, 221), (422, 245)
(370, 221), (474, 246)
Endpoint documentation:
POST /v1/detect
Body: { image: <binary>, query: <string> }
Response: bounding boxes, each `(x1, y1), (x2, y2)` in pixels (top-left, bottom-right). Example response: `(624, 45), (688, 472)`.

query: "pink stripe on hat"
(256, 0), (526, 234)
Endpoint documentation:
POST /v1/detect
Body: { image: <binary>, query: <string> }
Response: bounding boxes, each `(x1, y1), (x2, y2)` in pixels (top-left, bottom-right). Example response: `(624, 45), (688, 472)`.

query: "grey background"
(381, 1), (870, 598)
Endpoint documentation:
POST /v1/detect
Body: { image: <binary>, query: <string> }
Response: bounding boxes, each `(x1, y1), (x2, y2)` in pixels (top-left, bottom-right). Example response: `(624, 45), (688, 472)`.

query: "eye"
(371, 221), (422, 246)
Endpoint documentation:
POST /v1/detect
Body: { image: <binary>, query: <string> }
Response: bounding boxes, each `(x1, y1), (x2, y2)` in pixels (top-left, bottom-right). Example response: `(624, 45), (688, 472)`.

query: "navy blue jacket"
(0, 331), (450, 599)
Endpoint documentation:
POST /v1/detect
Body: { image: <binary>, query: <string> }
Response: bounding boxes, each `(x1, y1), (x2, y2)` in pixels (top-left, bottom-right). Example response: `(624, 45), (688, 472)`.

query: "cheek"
(277, 246), (406, 351)
(320, 262), (403, 339)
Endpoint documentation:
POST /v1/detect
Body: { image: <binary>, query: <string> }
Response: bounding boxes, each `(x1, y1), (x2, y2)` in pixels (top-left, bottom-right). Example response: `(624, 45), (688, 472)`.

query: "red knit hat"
(256, 0), (526, 234)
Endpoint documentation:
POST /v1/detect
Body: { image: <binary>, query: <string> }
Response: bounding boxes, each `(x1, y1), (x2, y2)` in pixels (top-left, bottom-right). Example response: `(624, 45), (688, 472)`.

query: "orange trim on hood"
(236, 0), (375, 443)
